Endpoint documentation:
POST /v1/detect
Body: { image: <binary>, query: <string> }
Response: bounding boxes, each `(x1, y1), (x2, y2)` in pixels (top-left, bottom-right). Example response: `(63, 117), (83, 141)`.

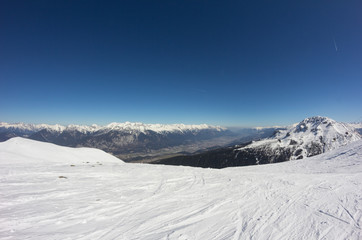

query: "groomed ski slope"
(0, 138), (361, 239)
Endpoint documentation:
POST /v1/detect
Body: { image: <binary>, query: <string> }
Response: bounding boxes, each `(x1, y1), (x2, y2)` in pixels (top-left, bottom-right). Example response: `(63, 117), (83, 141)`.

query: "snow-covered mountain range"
(0, 121), (235, 161)
(154, 116), (361, 168)
(0, 121), (226, 135)
(1, 137), (361, 239)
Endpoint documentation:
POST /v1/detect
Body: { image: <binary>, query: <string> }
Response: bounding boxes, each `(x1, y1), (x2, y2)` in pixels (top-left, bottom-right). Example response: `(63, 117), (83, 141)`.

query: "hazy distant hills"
(349, 123), (362, 135)
(153, 117), (362, 168)
(0, 122), (277, 161)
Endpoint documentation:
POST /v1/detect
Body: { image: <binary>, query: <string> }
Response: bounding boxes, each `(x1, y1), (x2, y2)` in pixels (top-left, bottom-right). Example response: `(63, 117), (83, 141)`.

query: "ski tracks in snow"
(1, 140), (362, 239)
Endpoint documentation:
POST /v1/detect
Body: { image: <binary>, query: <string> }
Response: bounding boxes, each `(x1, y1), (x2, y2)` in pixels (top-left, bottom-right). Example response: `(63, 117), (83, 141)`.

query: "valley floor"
(0, 138), (362, 239)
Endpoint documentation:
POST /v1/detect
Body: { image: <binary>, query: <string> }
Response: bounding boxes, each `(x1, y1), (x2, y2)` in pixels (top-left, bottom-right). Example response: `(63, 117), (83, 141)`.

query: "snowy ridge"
(0, 137), (124, 164)
(238, 116), (361, 160)
(0, 122), (65, 133)
(0, 137), (361, 239)
(0, 121), (225, 134)
(104, 122), (225, 133)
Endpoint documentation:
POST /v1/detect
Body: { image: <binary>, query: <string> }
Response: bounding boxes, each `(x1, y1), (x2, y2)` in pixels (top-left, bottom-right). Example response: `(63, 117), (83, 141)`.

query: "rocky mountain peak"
(238, 116), (361, 162)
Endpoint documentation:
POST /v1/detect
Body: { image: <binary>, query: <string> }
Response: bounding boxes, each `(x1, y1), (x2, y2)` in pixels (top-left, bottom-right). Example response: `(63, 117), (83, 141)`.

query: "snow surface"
(1, 137), (362, 239)
(0, 122), (225, 134)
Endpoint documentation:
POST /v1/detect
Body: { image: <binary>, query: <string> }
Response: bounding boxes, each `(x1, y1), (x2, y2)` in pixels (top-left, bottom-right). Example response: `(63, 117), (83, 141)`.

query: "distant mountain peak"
(293, 116), (334, 133)
(301, 116), (331, 123)
(238, 116), (361, 161)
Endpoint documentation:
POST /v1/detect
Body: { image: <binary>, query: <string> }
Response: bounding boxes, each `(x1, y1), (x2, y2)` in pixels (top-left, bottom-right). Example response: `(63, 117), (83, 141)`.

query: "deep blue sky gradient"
(1, 0), (361, 126)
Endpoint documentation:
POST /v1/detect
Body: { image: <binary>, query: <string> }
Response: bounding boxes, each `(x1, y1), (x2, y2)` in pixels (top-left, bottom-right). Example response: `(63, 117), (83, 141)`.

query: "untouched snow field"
(1, 138), (362, 239)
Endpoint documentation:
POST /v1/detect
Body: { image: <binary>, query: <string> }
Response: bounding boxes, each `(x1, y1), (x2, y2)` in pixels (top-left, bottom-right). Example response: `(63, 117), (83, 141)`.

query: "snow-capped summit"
(0, 122), (65, 133)
(238, 116), (361, 161)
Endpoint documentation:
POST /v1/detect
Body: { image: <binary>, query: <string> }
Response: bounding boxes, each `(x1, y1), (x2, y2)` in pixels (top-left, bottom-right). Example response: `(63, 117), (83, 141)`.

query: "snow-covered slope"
(0, 137), (124, 165)
(238, 116), (361, 161)
(1, 138), (361, 239)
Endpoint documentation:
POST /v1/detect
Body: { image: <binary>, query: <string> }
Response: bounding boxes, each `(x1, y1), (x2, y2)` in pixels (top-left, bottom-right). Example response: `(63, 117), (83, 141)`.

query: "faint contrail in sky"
(333, 38), (338, 52)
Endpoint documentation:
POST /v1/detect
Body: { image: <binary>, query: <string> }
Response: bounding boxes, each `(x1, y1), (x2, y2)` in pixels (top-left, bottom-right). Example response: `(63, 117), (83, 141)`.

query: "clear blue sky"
(1, 0), (361, 127)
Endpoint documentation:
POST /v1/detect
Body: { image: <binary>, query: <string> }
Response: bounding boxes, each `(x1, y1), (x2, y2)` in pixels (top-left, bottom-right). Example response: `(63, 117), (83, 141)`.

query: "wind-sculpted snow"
(1, 138), (362, 239)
